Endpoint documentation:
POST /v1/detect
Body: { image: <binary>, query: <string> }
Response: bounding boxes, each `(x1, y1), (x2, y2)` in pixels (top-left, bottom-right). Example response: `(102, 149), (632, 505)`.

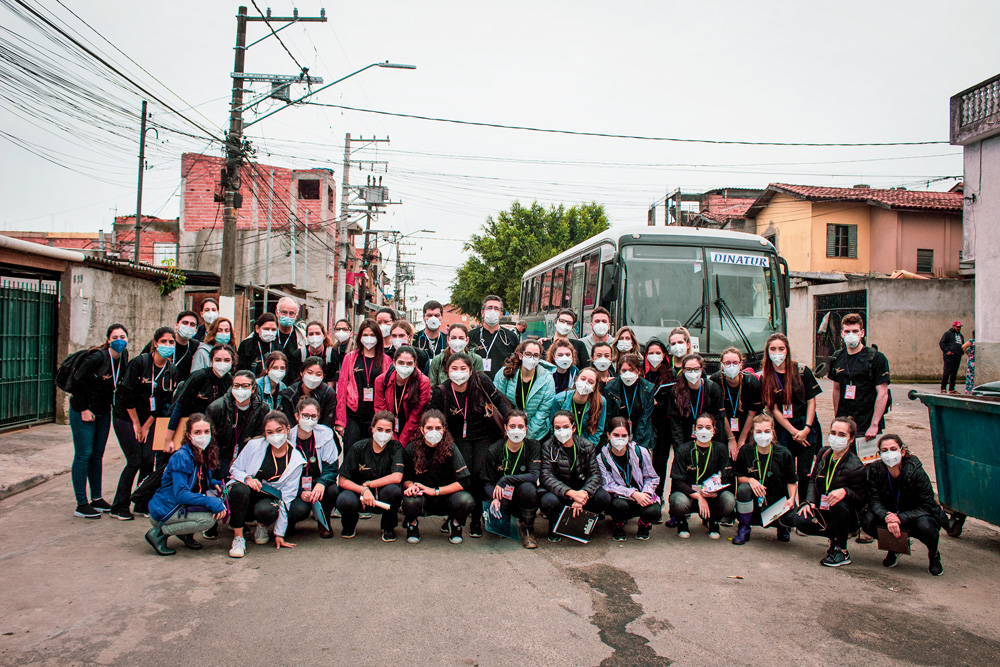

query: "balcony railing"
(951, 73), (1000, 145)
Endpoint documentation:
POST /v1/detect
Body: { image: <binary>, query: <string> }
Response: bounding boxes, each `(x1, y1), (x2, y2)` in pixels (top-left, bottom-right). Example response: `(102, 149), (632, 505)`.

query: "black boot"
(145, 526), (176, 556)
(177, 533), (202, 550)
(519, 518), (538, 549)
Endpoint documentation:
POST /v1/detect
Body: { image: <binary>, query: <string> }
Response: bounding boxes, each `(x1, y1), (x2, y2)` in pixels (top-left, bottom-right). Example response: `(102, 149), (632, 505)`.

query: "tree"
(450, 201), (610, 316)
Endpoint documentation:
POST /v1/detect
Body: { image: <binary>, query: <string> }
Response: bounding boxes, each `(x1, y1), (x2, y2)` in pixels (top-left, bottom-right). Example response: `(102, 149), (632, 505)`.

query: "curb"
(0, 468), (70, 502)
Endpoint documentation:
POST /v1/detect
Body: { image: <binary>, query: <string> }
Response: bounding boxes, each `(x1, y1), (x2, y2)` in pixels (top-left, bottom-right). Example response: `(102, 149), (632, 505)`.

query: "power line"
(249, 0), (306, 74)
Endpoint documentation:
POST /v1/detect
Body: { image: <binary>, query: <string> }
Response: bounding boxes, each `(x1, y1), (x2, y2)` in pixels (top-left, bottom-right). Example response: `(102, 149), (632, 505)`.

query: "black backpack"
(54, 349), (92, 393)
(130, 468), (165, 506)
(832, 346), (893, 414)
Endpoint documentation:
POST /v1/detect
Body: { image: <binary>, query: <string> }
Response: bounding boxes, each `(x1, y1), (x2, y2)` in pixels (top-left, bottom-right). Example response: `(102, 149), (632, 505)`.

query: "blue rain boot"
(732, 513), (753, 546)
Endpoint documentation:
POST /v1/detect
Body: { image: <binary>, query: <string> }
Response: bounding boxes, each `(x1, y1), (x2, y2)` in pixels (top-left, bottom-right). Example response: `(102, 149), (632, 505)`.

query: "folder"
(876, 527), (911, 555)
(554, 507), (599, 543)
(312, 500), (330, 530)
(259, 482), (282, 501)
(760, 496), (791, 527)
(482, 502), (520, 541)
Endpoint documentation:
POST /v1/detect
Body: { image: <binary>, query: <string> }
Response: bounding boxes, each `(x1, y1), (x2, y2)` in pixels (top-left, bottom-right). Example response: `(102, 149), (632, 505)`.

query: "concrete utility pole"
(303, 209), (308, 292)
(132, 100), (148, 265)
(334, 133), (352, 323)
(264, 168), (273, 312)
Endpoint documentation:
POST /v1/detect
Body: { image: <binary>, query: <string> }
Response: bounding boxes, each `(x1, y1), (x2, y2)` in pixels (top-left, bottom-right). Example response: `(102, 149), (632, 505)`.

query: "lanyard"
(725, 380), (742, 417)
(695, 445), (711, 483)
(278, 329), (293, 348)
(450, 385), (469, 424)
(110, 352), (121, 405)
(886, 469), (902, 511)
(361, 354), (376, 386)
(256, 340), (270, 369)
(519, 371), (536, 408)
(691, 382), (704, 417)
(824, 452), (843, 493)
(755, 446), (773, 482)
(482, 328), (502, 357)
(393, 377), (410, 429)
(298, 434), (317, 469)
(572, 399), (586, 435)
(610, 451), (631, 486)
(174, 342), (188, 366)
(269, 447), (291, 481)
(150, 359), (167, 392)
(623, 385), (638, 420)
(504, 444), (524, 475)
(234, 405), (244, 443)
(569, 441), (578, 472)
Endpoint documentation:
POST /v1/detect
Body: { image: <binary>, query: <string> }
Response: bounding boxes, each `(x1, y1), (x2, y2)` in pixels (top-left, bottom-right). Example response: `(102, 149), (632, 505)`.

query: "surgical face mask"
(506, 427), (526, 443)
(616, 339), (633, 352)
(575, 379), (594, 396)
(212, 360), (232, 376)
(483, 310), (501, 327)
(307, 334), (325, 348)
(424, 429), (443, 445)
(695, 427), (713, 444)
(828, 435), (850, 453)
(593, 357), (612, 372)
(754, 431), (773, 448)
(449, 339), (467, 354)
(259, 329), (277, 343)
(449, 369), (470, 385)
(334, 330), (351, 344)
(176, 324), (197, 340)
(278, 316), (296, 329)
(521, 356), (540, 371)
(555, 321), (573, 336)
(555, 354), (574, 370)
(610, 436), (629, 451)
(769, 352), (786, 367)
(880, 449), (902, 467)
(302, 374), (323, 389)
(379, 323), (393, 338)
(360, 335), (378, 350)
(395, 363), (415, 379)
(619, 371), (639, 387)
(646, 353), (663, 369)
(266, 432), (287, 448)
(554, 427), (573, 444)
(592, 322), (610, 337)
(298, 416), (317, 434)
(202, 311), (219, 325)
(373, 431), (392, 447)
(268, 368), (285, 384)
(722, 363), (741, 379)
(157, 344), (175, 359)
(190, 433), (211, 450)
(684, 370), (702, 385)
(109, 339), (128, 354)
(669, 343), (687, 358)
(425, 316), (441, 331)
(391, 338), (406, 350)
(843, 332), (862, 349)
(232, 387), (252, 403)
(215, 332), (231, 345)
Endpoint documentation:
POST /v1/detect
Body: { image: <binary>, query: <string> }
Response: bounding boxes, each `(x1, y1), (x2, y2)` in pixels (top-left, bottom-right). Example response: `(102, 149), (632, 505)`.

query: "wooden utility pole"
(132, 100), (148, 264)
(219, 6), (248, 315)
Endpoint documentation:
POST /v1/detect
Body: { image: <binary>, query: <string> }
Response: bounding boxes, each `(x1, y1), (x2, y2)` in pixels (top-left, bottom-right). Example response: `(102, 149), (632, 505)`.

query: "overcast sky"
(1, 0), (997, 308)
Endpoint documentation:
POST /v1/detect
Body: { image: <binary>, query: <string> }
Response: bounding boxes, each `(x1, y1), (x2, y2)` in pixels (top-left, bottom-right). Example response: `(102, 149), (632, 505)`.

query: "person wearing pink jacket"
(335, 318), (393, 448)
(375, 345), (432, 447)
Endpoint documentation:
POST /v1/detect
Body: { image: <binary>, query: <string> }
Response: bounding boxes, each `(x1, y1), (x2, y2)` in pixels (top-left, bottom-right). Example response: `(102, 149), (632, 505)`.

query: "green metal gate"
(0, 271), (59, 430)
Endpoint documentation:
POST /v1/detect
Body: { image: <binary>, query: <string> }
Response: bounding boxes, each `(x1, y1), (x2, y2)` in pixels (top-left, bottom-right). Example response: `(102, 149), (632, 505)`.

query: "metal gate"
(814, 290), (867, 374)
(0, 271), (59, 430)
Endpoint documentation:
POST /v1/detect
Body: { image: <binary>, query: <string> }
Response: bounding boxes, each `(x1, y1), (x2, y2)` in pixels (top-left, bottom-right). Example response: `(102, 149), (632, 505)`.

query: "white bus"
(518, 226), (790, 369)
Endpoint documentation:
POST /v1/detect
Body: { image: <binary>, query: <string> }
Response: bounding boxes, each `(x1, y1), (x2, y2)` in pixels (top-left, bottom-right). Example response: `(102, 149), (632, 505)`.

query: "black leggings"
(110, 416), (155, 514)
(454, 436), (493, 505)
(344, 413), (372, 450)
(862, 511), (941, 554)
(287, 488), (339, 534)
(484, 481), (539, 522)
(776, 416), (820, 497)
(539, 488), (611, 525)
(402, 491), (475, 524)
(793, 500), (859, 549)
(227, 482), (280, 529)
(336, 485), (403, 533)
(608, 496), (662, 525)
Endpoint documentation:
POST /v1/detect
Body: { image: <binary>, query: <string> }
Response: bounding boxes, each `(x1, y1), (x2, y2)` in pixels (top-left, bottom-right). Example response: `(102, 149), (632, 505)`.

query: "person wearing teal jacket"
(493, 341), (556, 441)
(549, 367), (607, 446)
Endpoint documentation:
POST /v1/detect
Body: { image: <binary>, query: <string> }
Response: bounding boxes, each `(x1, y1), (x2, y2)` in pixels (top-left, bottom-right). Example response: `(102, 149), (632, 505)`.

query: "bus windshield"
(621, 244), (782, 358)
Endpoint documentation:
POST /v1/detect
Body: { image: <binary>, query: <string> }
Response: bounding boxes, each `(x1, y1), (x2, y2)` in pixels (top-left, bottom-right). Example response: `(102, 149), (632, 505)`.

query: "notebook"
(312, 500), (330, 530)
(554, 507), (599, 543)
(482, 502), (520, 540)
(876, 527), (911, 555)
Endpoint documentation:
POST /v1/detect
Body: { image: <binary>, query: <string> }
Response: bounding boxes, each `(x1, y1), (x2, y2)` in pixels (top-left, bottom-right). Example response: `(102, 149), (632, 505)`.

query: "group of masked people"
(65, 298), (946, 574)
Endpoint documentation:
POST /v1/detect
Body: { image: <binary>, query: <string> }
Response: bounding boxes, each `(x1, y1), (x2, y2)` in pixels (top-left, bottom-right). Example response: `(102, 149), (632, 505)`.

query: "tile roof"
(699, 199), (755, 224)
(745, 183), (963, 217)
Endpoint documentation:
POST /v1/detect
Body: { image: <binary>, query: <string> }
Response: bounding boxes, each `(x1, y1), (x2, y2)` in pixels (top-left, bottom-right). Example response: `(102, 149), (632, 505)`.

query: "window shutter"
(826, 224), (836, 257)
(916, 249), (934, 274)
(847, 225), (858, 258)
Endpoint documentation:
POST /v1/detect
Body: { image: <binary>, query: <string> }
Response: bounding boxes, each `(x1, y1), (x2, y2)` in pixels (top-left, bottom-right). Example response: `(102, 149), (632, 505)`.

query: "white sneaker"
(229, 536), (246, 558)
(254, 524), (270, 545)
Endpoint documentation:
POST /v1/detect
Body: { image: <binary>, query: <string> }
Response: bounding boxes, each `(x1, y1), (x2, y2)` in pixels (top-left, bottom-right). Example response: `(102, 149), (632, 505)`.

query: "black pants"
(110, 416), (155, 514)
(608, 496), (662, 525)
(793, 500), (859, 549)
(776, 416), (820, 497)
(287, 488), (340, 534)
(651, 429), (672, 499)
(485, 481), (539, 522)
(941, 354), (961, 391)
(862, 510), (941, 555)
(668, 490), (736, 521)
(336, 485), (403, 533)
(344, 412), (372, 449)
(455, 436), (493, 507)
(214, 447), (235, 485)
(227, 482), (280, 529)
(402, 491), (475, 524)
(539, 488), (611, 525)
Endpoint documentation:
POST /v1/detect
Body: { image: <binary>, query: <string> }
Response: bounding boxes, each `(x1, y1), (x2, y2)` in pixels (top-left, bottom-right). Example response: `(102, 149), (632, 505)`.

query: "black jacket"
(939, 329), (965, 356)
(805, 447), (867, 510)
(236, 334), (275, 378)
(279, 381), (338, 429)
(602, 376), (656, 450)
(172, 367), (232, 420)
(205, 391), (268, 458)
(670, 441), (732, 496)
(666, 375), (726, 446)
(539, 434), (602, 499)
(112, 353), (176, 422)
(70, 348), (129, 414)
(483, 438), (541, 491)
(867, 455), (948, 524)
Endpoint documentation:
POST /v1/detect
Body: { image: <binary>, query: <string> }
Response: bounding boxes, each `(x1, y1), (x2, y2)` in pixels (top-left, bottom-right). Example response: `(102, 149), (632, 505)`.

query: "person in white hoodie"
(227, 410), (305, 558)
(285, 397), (341, 539)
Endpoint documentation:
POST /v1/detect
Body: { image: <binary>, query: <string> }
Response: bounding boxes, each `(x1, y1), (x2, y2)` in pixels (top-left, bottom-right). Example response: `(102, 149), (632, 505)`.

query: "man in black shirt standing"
(413, 300), (447, 370)
(939, 320), (965, 394)
(468, 294), (518, 378)
(828, 313), (891, 443)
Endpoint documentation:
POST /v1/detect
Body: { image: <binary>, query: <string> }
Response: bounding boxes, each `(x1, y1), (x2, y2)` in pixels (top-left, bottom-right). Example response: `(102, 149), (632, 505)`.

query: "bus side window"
(519, 282), (528, 315)
(599, 262), (617, 310)
(552, 265), (565, 310)
(583, 252), (599, 308)
(531, 276), (540, 313)
(541, 271), (552, 311)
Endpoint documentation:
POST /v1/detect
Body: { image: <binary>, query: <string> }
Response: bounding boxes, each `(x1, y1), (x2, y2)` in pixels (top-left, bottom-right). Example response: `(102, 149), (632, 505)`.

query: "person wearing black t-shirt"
(402, 410), (475, 545)
(335, 319), (393, 448)
(732, 413), (798, 545)
(164, 344), (234, 450)
(336, 411), (405, 541)
(709, 347), (764, 459)
(828, 313), (891, 442)
(236, 313), (279, 378)
(285, 397), (340, 539)
(667, 354), (726, 448)
(668, 414), (735, 539)
(484, 411), (542, 549)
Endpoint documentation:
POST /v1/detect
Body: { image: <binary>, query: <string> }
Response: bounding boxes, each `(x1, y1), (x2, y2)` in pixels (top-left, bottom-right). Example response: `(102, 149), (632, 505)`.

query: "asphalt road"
(2, 382), (999, 666)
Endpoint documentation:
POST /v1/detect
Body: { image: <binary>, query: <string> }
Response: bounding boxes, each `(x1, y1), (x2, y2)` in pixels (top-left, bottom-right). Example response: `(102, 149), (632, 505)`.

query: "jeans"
(402, 491), (475, 524)
(862, 510), (941, 555)
(941, 354), (961, 392)
(608, 496), (662, 525)
(227, 482), (280, 529)
(668, 490), (736, 522)
(484, 481), (539, 522)
(151, 509), (216, 536)
(336, 484), (403, 533)
(287, 488), (340, 534)
(538, 488), (611, 525)
(793, 500), (859, 549)
(110, 416), (155, 515)
(69, 408), (111, 505)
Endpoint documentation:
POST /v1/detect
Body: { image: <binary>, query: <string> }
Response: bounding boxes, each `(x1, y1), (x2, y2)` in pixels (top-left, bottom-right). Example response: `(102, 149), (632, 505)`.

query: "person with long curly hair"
(667, 353), (725, 449)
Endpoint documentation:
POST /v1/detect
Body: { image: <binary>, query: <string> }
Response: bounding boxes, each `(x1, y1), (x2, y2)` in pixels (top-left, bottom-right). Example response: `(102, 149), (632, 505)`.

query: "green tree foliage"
(450, 201), (609, 315)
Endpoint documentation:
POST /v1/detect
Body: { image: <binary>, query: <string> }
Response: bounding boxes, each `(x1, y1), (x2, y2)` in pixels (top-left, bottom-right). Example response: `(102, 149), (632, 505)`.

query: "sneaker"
(820, 546), (852, 567)
(928, 551), (944, 576)
(636, 521), (651, 540)
(74, 503), (101, 519)
(708, 521), (721, 539)
(340, 527), (356, 539)
(469, 517), (483, 538)
(449, 520), (464, 544)
(253, 523), (269, 545)
(440, 519), (451, 533)
(229, 536), (246, 558)
(203, 524), (219, 540)
(381, 528), (397, 543)
(720, 515), (735, 527)
(406, 521), (421, 544)
(855, 532), (874, 544)
(332, 508), (342, 518)
(883, 551), (899, 568)
(612, 522), (627, 541)
(90, 498), (112, 513)
(110, 510), (134, 521)
(677, 519), (690, 539)
(133, 508), (149, 518)
(547, 529), (562, 543)
(360, 512), (373, 520)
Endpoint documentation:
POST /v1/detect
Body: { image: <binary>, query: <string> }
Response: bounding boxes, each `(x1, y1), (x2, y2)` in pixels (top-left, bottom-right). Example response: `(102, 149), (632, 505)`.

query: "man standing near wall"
(939, 321), (965, 394)
(829, 313), (891, 443)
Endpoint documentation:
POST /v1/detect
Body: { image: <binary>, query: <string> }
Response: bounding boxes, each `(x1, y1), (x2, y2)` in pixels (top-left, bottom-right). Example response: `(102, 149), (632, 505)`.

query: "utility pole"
(290, 214), (297, 285)
(132, 100), (148, 265)
(334, 133), (352, 322)
(303, 209), (309, 292)
(219, 7), (247, 317)
(264, 168), (273, 312)
(359, 204), (373, 325)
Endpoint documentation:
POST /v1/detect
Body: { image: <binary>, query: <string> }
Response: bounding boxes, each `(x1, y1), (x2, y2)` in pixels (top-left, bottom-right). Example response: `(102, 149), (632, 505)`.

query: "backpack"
(55, 349), (92, 393)
(832, 347), (893, 414)
(130, 468), (165, 506)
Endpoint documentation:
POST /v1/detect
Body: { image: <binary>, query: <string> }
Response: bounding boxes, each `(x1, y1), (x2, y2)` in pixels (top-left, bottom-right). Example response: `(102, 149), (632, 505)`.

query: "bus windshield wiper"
(715, 275), (757, 362)
(683, 303), (705, 330)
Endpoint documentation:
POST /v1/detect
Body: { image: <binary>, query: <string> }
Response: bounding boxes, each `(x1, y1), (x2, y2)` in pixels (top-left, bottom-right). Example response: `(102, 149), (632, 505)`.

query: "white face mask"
(266, 432), (287, 448)
(190, 433), (211, 450)
(593, 358), (612, 372)
(203, 311), (219, 325)
(880, 449), (902, 467)
(554, 427), (573, 444)
(268, 368), (285, 384)
(176, 324), (197, 340)
(753, 431), (773, 448)
(373, 431), (392, 447)
(506, 427), (526, 443)
(425, 316), (441, 331)
(843, 332), (862, 349)
(646, 354), (663, 369)
(213, 361), (232, 376)
(483, 311), (500, 327)
(521, 356), (539, 371)
(334, 330), (351, 344)
(769, 352), (786, 367)
(424, 429), (443, 445)
(449, 369), (470, 385)
(828, 435), (850, 453)
(307, 334), (325, 348)
(449, 339), (467, 354)
(722, 363), (741, 379)
(684, 370), (701, 385)
(555, 354), (574, 370)
(575, 379), (594, 395)
(609, 436), (629, 451)
(619, 371), (638, 387)
(298, 416), (317, 434)
(592, 322), (610, 337)
(379, 323), (392, 337)
(360, 335), (378, 350)
(669, 343), (687, 358)
(302, 374), (323, 389)
(395, 363), (415, 379)
(391, 338), (406, 350)
(555, 321), (573, 336)
(259, 329), (277, 343)
(616, 339), (633, 352)
(695, 427), (713, 444)
(232, 387), (252, 403)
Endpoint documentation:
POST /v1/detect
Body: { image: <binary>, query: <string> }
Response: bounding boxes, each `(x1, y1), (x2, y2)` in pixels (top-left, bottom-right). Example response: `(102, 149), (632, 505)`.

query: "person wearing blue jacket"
(145, 414), (227, 556)
(493, 341), (556, 442)
(601, 354), (655, 450)
(549, 367), (607, 447)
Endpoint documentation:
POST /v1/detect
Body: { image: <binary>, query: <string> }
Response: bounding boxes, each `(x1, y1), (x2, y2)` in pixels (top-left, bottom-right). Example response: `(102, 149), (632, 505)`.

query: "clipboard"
(482, 502), (519, 540)
(150, 417), (187, 451)
(876, 527), (911, 555)
(760, 496), (791, 527)
(312, 500), (330, 530)
(554, 507), (599, 543)
(260, 482), (282, 500)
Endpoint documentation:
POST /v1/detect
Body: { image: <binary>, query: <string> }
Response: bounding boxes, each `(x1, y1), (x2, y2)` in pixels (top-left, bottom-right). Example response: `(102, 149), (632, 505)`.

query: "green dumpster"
(908, 390), (1000, 536)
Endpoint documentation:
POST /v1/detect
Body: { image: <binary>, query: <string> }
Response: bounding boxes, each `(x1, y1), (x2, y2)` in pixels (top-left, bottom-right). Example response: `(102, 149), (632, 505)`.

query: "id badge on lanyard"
(501, 485), (514, 500)
(844, 384), (857, 400)
(301, 476), (313, 492)
(483, 358), (492, 373)
(820, 494), (830, 510)
(730, 418), (739, 432)
(363, 387), (374, 402)
(782, 404), (793, 418)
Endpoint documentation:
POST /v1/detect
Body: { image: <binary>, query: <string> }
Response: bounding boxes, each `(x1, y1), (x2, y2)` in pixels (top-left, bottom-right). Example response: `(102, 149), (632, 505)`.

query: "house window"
(916, 249), (934, 274)
(826, 224), (857, 258)
(328, 186), (336, 211)
(153, 243), (178, 267)
(298, 179), (320, 200)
